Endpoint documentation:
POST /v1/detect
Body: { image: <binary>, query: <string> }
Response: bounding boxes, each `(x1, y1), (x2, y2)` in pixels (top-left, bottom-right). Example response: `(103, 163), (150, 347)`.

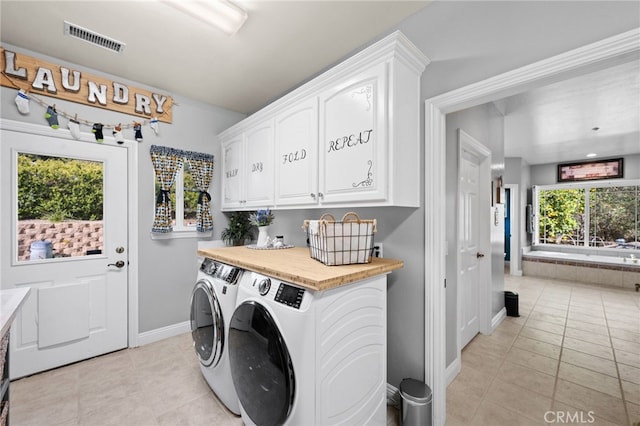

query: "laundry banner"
(1, 47), (173, 123)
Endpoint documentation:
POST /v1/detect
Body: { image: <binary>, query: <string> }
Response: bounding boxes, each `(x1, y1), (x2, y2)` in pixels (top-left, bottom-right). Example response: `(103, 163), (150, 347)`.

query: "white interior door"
(458, 130), (490, 349)
(1, 128), (128, 378)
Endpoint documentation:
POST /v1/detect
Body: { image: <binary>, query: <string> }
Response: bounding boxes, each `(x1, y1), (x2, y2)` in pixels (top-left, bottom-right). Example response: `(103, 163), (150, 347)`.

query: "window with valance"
(150, 145), (214, 234)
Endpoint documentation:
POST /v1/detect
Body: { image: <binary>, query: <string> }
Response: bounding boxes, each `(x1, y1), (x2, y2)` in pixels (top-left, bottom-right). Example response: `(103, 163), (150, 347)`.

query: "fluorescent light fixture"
(162, 0), (248, 36)
(586, 153), (597, 158)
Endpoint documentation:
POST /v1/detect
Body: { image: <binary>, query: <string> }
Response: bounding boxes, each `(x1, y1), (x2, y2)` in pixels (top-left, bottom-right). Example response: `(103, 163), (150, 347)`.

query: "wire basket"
(303, 212), (377, 266)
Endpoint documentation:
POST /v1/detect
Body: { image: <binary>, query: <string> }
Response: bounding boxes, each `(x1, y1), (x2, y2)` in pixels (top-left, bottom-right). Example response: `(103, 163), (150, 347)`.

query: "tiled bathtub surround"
(448, 274), (640, 426)
(523, 252), (640, 290)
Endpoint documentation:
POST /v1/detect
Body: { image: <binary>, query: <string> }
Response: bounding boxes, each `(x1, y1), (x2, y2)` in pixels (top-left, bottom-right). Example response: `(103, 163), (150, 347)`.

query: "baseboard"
(137, 321), (190, 346)
(445, 357), (461, 386)
(387, 383), (400, 407)
(491, 307), (507, 332)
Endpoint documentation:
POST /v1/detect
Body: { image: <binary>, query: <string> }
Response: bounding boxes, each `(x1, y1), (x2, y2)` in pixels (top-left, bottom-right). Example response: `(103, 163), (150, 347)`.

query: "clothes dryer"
(228, 271), (387, 426)
(191, 257), (244, 415)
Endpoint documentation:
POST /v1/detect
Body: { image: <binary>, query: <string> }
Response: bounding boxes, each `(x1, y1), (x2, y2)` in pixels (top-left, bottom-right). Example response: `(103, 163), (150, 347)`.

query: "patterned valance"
(150, 145), (214, 233)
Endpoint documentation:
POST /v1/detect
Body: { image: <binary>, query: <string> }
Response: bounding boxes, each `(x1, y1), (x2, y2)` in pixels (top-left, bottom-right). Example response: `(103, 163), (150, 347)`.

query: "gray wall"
(530, 153), (640, 186)
(0, 44), (246, 334)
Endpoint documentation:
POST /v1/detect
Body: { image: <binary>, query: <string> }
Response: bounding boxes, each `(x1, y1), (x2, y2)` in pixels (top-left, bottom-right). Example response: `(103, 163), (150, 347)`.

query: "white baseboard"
(491, 308), (507, 332)
(136, 321), (190, 347)
(387, 383), (400, 407)
(445, 357), (461, 386)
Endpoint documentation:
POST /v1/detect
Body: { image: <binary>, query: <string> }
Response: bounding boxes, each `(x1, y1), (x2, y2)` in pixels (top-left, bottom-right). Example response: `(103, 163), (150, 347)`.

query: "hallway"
(446, 274), (640, 425)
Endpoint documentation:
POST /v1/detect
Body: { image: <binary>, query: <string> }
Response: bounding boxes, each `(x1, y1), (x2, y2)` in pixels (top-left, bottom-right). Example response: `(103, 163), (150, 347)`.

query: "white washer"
(190, 257), (244, 415)
(228, 271), (387, 426)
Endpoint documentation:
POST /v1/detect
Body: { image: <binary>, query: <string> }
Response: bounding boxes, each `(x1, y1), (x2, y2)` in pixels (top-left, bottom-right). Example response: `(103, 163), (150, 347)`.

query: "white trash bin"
(399, 378), (432, 426)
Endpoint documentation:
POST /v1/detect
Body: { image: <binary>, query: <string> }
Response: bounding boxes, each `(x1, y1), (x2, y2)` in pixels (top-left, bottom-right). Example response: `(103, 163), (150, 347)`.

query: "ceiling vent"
(63, 21), (126, 53)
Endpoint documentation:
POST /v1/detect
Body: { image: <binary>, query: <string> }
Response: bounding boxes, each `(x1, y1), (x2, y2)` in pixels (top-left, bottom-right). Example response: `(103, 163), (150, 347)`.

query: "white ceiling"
(500, 59), (640, 165)
(1, 1), (639, 166)
(0, 0), (429, 114)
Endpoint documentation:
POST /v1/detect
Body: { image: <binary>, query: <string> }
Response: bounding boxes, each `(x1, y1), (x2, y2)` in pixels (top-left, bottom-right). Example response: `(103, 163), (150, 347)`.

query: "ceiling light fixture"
(162, 0), (248, 36)
(586, 153), (597, 158)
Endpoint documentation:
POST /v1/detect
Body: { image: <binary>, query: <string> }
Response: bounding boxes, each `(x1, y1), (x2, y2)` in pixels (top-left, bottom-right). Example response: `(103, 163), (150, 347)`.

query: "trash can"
(399, 378), (432, 426)
(505, 291), (519, 317)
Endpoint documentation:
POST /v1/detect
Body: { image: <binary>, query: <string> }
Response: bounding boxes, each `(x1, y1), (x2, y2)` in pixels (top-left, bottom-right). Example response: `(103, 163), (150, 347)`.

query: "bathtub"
(522, 250), (640, 290)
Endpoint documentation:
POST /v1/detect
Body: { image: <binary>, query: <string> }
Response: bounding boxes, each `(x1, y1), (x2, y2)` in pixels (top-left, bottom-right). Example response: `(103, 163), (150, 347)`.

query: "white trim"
(504, 184), (521, 276)
(137, 320), (191, 346)
(491, 308), (507, 332)
(424, 28), (639, 426)
(0, 118), (140, 350)
(387, 383), (400, 407)
(445, 357), (461, 387)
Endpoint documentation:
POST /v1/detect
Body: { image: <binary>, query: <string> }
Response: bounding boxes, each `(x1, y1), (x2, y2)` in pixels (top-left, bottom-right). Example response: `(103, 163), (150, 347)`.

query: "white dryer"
(228, 271), (387, 426)
(190, 257), (244, 415)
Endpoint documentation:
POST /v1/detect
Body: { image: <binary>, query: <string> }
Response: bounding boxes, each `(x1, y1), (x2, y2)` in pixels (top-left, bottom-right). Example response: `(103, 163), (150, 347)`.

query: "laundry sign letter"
(3, 50), (27, 79)
(113, 83), (129, 105)
(32, 67), (57, 93)
(87, 81), (107, 105)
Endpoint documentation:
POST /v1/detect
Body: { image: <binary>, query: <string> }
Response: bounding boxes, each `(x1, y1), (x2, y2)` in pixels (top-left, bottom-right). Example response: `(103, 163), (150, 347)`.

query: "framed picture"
(557, 158), (623, 182)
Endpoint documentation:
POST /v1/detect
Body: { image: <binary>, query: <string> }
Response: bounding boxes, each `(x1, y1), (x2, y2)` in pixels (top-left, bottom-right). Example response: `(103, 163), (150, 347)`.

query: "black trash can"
(399, 378), (432, 426)
(505, 291), (519, 317)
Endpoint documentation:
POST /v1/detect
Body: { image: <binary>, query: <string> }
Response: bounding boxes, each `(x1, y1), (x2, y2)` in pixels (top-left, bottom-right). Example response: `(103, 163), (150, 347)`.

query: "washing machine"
(190, 257), (245, 415)
(228, 271), (387, 426)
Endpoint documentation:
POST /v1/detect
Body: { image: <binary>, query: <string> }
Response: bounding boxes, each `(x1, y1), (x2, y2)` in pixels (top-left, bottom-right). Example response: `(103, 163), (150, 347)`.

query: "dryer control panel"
(275, 283), (305, 309)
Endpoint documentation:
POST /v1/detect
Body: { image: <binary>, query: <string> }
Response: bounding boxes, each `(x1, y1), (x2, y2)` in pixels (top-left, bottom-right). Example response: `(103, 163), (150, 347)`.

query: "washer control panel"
(275, 283), (305, 309)
(200, 258), (242, 284)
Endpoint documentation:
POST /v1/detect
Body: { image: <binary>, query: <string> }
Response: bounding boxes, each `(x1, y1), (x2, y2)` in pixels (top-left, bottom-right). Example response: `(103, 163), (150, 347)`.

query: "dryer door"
(190, 279), (224, 367)
(229, 301), (295, 426)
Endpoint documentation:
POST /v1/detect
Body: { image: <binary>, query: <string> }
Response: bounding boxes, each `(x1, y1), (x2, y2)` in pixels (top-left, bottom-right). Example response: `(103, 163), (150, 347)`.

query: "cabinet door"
(319, 63), (387, 204)
(221, 136), (244, 209)
(275, 98), (318, 206)
(244, 120), (274, 207)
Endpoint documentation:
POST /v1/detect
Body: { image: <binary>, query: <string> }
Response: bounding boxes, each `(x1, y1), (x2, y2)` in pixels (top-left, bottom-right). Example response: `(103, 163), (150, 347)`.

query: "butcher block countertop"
(197, 246), (403, 291)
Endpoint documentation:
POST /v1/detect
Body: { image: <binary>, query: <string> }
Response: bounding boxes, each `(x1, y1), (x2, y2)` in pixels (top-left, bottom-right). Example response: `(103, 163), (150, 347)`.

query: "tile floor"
(447, 273), (640, 426)
(9, 274), (640, 425)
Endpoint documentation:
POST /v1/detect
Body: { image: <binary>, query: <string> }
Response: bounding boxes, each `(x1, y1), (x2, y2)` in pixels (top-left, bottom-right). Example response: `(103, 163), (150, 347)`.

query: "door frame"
(456, 129), (492, 358)
(0, 118), (140, 348)
(423, 28), (639, 426)
(503, 184), (521, 276)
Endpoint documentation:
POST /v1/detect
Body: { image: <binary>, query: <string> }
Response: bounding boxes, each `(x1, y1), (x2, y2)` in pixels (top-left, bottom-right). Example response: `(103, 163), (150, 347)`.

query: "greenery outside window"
(533, 180), (639, 251)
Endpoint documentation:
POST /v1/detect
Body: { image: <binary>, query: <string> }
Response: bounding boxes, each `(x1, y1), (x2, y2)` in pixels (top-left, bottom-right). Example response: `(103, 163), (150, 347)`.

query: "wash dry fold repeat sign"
(1, 47), (173, 123)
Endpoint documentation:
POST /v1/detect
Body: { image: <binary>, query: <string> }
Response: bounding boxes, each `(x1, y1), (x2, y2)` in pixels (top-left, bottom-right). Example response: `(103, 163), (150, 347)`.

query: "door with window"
(0, 127), (128, 378)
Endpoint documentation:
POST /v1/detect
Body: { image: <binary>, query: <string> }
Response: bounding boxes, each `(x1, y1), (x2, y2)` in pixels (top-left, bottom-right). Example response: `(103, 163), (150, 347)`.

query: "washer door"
(229, 301), (295, 426)
(190, 279), (224, 367)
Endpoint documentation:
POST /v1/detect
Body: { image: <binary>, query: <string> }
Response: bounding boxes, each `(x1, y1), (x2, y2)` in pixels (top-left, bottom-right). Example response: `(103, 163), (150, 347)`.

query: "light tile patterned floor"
(447, 274), (640, 426)
(9, 274), (640, 425)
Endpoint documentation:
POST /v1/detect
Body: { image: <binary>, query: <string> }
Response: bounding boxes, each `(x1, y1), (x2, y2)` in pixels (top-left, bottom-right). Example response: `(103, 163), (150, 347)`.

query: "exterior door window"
(17, 153), (104, 261)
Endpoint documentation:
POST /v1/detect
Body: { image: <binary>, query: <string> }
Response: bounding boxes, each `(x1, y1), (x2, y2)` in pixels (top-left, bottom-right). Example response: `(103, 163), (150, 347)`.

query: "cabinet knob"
(310, 193), (316, 199)
(318, 192), (324, 198)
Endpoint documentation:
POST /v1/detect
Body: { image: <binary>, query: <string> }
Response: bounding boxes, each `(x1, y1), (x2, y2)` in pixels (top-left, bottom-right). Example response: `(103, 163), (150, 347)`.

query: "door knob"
(108, 260), (126, 268)
(476, 252), (485, 259)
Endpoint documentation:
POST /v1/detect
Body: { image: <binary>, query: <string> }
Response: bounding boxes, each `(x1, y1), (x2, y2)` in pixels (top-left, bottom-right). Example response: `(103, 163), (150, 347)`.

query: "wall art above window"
(557, 158), (623, 182)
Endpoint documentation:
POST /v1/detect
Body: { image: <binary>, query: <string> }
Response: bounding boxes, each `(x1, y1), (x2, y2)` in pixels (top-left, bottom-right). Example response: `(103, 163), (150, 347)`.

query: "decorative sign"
(1, 47), (173, 123)
(557, 158), (623, 182)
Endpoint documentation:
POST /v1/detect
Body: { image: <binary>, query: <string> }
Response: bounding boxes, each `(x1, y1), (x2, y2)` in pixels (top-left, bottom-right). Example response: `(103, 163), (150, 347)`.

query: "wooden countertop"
(197, 246), (403, 291)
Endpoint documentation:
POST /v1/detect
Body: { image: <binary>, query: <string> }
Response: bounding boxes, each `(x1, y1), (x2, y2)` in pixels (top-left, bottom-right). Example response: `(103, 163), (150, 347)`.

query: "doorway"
(0, 120), (137, 378)
(423, 29), (638, 426)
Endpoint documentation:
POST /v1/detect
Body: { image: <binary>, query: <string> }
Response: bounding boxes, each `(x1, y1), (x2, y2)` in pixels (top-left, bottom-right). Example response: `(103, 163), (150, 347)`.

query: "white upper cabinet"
(218, 31), (429, 211)
(221, 119), (274, 209)
(319, 63), (386, 205)
(275, 98), (318, 206)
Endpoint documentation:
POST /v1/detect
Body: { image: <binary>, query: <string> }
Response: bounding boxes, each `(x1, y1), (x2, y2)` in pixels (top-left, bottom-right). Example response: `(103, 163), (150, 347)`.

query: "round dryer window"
(229, 301), (295, 426)
(190, 280), (224, 367)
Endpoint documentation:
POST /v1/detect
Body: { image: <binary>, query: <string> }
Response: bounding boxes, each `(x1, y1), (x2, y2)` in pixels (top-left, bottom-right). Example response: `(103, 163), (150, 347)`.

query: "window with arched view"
(17, 152), (104, 261)
(534, 182), (639, 250)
